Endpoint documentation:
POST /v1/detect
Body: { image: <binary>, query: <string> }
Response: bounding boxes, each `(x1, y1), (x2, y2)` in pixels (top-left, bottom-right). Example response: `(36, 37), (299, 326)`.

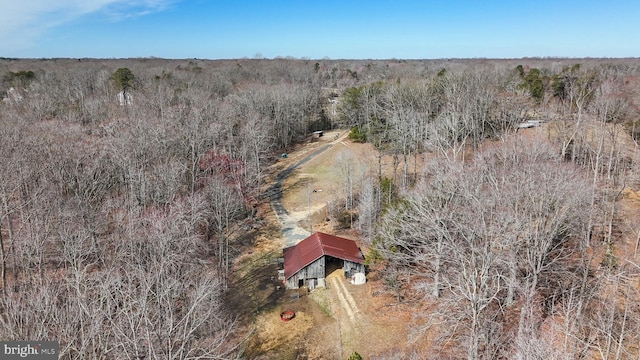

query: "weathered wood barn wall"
(283, 232), (366, 290)
(284, 256), (365, 289)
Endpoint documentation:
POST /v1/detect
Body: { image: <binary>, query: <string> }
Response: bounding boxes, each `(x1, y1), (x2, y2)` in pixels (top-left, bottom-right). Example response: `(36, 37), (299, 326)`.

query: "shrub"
(348, 126), (366, 143)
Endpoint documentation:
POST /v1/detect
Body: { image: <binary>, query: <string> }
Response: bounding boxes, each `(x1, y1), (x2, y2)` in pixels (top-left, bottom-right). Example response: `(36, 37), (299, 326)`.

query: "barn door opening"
(298, 278), (304, 288)
(325, 256), (343, 276)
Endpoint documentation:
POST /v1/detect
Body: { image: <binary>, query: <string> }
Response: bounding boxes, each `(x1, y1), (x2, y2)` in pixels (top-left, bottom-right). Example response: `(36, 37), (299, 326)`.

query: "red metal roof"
(283, 232), (364, 279)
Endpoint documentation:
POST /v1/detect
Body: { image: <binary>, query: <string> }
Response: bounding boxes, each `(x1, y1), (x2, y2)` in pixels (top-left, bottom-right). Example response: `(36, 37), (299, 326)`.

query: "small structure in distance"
(517, 119), (544, 130)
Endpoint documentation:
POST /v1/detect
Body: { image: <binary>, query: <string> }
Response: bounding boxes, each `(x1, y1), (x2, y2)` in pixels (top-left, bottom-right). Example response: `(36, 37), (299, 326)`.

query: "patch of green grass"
(305, 164), (331, 177)
(309, 288), (333, 318)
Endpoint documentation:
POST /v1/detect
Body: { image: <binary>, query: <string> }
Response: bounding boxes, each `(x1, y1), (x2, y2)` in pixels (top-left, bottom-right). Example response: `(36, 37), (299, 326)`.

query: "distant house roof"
(283, 232), (364, 279)
(517, 119), (544, 129)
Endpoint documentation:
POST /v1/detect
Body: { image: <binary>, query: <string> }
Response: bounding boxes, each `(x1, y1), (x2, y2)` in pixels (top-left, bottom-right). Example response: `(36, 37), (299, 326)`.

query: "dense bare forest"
(1, 57), (640, 359)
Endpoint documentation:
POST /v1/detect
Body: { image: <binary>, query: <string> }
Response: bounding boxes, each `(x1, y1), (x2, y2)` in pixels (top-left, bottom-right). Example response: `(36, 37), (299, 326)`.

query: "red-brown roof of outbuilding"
(283, 232), (364, 279)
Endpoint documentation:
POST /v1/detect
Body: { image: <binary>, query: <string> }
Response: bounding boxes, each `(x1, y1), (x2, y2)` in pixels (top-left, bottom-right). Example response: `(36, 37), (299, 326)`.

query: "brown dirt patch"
(243, 269), (412, 359)
(243, 291), (338, 360)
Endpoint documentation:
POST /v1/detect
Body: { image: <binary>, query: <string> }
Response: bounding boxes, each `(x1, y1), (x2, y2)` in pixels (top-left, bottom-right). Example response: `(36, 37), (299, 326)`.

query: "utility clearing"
(239, 130), (413, 359)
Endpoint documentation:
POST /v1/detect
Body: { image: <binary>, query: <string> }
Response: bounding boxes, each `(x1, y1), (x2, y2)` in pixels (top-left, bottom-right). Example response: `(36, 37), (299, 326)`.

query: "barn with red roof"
(283, 232), (365, 289)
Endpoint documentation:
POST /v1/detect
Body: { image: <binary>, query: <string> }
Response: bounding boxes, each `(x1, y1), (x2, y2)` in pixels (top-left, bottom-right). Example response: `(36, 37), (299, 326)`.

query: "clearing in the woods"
(236, 130), (415, 359)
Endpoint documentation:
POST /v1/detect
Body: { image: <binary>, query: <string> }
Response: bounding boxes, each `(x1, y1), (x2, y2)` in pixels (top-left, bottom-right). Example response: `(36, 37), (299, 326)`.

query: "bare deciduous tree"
(377, 138), (594, 359)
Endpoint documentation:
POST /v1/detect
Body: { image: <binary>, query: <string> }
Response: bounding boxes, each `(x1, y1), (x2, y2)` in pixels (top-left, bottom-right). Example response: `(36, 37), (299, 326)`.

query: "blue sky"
(1, 0), (638, 59)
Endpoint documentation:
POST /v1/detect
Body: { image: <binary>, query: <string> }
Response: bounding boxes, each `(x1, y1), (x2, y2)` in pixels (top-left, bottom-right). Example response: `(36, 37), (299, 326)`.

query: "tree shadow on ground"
(224, 252), (287, 322)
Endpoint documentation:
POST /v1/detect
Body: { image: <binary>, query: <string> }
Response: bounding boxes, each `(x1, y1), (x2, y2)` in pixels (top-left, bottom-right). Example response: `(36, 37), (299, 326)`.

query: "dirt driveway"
(266, 132), (347, 247)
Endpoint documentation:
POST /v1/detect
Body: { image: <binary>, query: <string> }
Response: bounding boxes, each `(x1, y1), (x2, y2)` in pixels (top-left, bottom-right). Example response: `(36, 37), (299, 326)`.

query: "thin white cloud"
(101, 0), (176, 21)
(0, 0), (176, 56)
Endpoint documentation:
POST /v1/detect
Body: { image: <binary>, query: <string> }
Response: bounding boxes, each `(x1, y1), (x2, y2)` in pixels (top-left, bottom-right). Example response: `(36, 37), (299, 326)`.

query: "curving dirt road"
(267, 135), (345, 247)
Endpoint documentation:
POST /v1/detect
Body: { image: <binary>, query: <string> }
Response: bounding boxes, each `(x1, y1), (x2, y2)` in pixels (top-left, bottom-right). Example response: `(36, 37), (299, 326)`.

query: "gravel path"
(267, 141), (337, 247)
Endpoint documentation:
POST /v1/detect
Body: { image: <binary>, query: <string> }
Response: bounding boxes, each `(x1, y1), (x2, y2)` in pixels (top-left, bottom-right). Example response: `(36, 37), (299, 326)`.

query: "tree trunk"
(0, 216), (6, 296)
(432, 250), (440, 299)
